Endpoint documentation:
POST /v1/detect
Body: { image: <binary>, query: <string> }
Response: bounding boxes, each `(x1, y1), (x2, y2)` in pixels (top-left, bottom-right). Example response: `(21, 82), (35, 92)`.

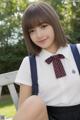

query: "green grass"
(0, 95), (16, 118)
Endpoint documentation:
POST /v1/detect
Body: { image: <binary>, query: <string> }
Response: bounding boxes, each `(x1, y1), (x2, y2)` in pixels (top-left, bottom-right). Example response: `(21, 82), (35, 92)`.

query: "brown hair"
(22, 1), (67, 55)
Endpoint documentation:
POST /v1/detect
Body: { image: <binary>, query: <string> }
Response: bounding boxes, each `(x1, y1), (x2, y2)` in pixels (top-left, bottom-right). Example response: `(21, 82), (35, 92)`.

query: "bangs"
(22, 2), (67, 55)
(23, 5), (50, 31)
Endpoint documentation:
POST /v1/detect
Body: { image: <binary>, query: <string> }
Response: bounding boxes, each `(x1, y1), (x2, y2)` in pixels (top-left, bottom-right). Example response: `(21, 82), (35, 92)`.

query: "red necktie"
(45, 54), (66, 78)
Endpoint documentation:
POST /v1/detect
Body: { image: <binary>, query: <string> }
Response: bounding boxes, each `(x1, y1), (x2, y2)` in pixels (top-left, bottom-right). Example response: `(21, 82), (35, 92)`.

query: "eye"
(41, 24), (48, 28)
(29, 28), (35, 33)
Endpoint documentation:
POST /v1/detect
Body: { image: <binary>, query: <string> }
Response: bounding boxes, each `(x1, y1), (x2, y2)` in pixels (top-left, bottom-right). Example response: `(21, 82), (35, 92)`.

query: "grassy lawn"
(0, 95), (16, 118)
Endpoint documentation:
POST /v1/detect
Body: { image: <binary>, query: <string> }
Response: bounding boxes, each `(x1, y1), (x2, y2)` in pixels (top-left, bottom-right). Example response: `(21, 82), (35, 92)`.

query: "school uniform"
(15, 44), (80, 120)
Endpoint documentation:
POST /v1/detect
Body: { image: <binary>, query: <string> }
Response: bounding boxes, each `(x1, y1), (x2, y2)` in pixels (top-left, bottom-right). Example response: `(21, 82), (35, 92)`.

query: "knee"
(24, 95), (46, 111)
(14, 96), (47, 120)
(23, 95), (46, 113)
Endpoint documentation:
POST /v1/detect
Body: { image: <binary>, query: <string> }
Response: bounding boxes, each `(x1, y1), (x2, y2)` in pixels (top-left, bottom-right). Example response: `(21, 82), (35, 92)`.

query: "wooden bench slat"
(0, 71), (17, 86)
(0, 71), (19, 110)
(8, 84), (18, 110)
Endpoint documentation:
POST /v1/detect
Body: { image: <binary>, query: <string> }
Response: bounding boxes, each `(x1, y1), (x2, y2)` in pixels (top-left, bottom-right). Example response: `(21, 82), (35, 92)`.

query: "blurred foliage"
(0, 0), (29, 46)
(43, 0), (80, 43)
(0, 0), (29, 74)
(0, 40), (27, 74)
(0, 0), (80, 73)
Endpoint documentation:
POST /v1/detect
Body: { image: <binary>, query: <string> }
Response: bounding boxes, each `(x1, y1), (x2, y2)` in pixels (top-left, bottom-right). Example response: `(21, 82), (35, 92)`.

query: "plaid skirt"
(47, 104), (80, 120)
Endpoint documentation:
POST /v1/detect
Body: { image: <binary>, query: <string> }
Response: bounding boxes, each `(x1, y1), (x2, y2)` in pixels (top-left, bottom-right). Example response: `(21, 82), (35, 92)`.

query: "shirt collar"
(39, 44), (70, 61)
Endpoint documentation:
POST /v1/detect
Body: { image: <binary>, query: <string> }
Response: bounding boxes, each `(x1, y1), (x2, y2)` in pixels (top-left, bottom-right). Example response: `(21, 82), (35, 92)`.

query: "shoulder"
(22, 56), (29, 62)
(21, 55), (38, 67)
(18, 56), (30, 70)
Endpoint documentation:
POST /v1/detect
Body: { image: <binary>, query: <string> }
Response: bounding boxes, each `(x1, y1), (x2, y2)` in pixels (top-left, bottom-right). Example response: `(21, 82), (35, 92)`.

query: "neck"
(45, 45), (58, 54)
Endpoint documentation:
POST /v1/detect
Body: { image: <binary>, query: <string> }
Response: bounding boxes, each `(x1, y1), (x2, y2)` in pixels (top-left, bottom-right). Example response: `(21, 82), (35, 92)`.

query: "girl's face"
(29, 23), (57, 53)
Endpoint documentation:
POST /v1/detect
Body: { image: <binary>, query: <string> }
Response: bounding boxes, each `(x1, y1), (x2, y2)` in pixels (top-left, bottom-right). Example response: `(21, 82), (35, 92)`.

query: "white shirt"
(15, 44), (80, 106)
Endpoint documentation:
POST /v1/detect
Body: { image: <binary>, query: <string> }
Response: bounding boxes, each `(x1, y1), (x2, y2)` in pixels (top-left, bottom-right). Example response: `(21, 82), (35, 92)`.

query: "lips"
(38, 37), (48, 43)
(38, 39), (46, 42)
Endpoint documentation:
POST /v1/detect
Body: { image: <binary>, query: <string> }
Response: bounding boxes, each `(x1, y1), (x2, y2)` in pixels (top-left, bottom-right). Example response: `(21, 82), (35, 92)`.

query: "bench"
(0, 71), (19, 110)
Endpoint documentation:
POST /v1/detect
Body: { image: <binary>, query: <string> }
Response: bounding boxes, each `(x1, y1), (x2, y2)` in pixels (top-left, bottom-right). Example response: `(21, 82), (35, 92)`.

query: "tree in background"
(0, 0), (80, 73)
(0, 0), (29, 46)
(0, 0), (29, 73)
(43, 0), (80, 43)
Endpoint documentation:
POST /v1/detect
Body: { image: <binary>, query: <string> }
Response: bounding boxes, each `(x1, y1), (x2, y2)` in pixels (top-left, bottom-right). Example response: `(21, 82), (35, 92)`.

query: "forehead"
(27, 15), (49, 30)
(24, 5), (51, 30)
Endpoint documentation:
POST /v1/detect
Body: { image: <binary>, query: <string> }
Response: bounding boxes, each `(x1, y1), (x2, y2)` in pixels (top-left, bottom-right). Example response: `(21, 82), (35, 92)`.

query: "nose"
(36, 28), (43, 39)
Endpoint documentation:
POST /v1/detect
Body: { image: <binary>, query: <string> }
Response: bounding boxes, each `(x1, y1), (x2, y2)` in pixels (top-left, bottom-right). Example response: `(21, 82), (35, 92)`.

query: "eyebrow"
(29, 22), (48, 29)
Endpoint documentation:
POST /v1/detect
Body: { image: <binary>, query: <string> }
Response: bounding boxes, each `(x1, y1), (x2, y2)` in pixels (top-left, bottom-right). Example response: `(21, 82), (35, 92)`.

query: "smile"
(38, 37), (48, 43)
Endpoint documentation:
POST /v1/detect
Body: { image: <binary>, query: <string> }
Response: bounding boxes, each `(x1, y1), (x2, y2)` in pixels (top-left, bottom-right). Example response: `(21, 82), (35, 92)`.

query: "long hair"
(22, 2), (67, 55)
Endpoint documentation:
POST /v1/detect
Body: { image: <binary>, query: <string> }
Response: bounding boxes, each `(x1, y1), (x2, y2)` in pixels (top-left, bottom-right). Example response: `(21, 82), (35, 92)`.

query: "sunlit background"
(28, 0), (39, 2)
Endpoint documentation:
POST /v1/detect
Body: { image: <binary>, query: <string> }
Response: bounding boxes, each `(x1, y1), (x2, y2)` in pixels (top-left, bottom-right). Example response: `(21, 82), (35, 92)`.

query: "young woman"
(14, 1), (80, 120)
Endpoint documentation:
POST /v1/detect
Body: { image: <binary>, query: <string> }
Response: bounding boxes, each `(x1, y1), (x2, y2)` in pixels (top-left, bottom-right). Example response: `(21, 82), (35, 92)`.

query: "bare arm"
(18, 84), (32, 108)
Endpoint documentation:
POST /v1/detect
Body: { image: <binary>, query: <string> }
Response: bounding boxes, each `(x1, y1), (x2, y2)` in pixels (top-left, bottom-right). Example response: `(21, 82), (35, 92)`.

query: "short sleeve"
(15, 56), (32, 86)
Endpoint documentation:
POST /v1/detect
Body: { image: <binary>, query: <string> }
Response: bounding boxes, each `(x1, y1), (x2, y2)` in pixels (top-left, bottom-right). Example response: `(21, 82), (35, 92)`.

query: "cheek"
(30, 35), (37, 45)
(53, 32), (55, 39)
(29, 34), (35, 42)
(51, 29), (55, 39)
(49, 29), (55, 39)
